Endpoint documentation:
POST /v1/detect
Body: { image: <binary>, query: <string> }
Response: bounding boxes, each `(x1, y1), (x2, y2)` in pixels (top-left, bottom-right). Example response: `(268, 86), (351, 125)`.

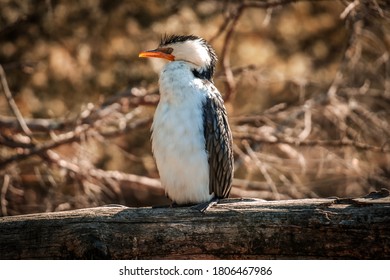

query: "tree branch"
(0, 65), (32, 136)
(0, 194), (389, 259)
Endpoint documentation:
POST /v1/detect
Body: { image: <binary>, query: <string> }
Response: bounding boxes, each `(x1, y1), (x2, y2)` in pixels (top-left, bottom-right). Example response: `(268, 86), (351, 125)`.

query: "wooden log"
(0, 192), (389, 259)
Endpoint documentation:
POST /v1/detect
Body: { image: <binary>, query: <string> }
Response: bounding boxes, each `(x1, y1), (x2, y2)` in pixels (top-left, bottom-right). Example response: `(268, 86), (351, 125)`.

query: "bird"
(139, 34), (234, 211)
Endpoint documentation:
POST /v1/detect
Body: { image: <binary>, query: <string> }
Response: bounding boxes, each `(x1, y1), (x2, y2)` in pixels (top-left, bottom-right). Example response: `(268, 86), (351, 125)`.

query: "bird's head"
(139, 34), (217, 81)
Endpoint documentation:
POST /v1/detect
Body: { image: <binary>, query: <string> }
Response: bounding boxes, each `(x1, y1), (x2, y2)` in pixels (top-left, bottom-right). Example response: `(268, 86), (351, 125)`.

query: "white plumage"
(139, 35), (234, 206)
(152, 61), (212, 204)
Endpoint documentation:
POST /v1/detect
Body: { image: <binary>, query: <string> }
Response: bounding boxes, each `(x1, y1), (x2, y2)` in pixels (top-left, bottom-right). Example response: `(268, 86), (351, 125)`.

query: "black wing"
(203, 84), (234, 198)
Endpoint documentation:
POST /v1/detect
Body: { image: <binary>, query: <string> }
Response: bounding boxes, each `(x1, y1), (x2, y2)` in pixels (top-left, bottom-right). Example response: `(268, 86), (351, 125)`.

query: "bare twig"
(219, 4), (244, 102)
(0, 65), (32, 136)
(0, 115), (68, 132)
(215, 0), (336, 102)
(234, 132), (390, 152)
(297, 102), (312, 141)
(209, 5), (235, 44)
(340, 0), (359, 19)
(0, 124), (90, 169)
(0, 174), (10, 216)
(242, 140), (281, 199)
(0, 111), (151, 169)
(46, 150), (163, 193)
(101, 87), (160, 108)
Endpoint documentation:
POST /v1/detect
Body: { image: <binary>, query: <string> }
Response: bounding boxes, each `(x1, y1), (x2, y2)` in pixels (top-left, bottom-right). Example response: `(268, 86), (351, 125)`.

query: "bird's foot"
(191, 197), (219, 213)
(153, 199), (220, 212)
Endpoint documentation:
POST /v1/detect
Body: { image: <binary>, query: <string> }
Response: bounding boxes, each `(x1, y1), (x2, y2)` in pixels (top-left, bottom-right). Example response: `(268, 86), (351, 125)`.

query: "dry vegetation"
(0, 0), (389, 216)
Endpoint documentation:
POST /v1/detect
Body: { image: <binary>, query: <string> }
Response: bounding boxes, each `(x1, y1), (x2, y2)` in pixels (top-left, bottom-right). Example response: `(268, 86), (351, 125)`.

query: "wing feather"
(203, 84), (234, 198)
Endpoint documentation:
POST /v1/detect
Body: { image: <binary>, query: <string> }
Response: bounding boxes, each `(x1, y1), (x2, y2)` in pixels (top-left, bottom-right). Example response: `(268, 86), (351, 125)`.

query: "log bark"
(0, 192), (389, 259)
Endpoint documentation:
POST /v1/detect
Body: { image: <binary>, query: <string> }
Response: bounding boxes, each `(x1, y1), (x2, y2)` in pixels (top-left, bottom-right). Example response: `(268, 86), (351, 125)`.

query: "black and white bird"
(139, 35), (234, 209)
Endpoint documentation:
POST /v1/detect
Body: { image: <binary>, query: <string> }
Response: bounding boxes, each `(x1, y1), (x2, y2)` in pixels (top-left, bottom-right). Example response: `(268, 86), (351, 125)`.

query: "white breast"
(151, 61), (213, 204)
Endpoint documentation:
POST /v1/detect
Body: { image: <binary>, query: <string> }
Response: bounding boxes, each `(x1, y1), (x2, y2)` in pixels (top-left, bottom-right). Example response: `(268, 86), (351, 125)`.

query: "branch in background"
(214, 0), (340, 102)
(0, 85), (157, 134)
(0, 65), (32, 136)
(0, 83), (154, 169)
(0, 174), (10, 216)
(0, 124), (90, 169)
(0, 115), (69, 132)
(233, 130), (390, 153)
(0, 111), (151, 169)
(46, 150), (163, 194)
(242, 140), (281, 199)
(101, 87), (160, 108)
(219, 4), (243, 102)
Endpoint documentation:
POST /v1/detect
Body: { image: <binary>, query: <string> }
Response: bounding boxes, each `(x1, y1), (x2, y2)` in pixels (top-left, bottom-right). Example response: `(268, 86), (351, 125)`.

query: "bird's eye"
(164, 47), (173, 54)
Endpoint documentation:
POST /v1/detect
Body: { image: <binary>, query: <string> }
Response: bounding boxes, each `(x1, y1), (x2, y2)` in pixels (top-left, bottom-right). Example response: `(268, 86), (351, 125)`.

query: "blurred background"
(0, 0), (389, 216)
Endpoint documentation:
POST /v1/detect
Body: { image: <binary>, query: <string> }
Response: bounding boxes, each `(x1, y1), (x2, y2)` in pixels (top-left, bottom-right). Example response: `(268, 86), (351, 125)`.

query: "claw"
(191, 197), (219, 213)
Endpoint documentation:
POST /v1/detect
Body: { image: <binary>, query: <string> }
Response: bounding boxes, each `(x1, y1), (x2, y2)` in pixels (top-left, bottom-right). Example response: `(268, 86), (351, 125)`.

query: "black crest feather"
(160, 34), (201, 46)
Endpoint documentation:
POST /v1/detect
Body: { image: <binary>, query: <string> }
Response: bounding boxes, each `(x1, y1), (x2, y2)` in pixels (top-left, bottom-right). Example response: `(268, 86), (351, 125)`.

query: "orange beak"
(138, 48), (175, 61)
